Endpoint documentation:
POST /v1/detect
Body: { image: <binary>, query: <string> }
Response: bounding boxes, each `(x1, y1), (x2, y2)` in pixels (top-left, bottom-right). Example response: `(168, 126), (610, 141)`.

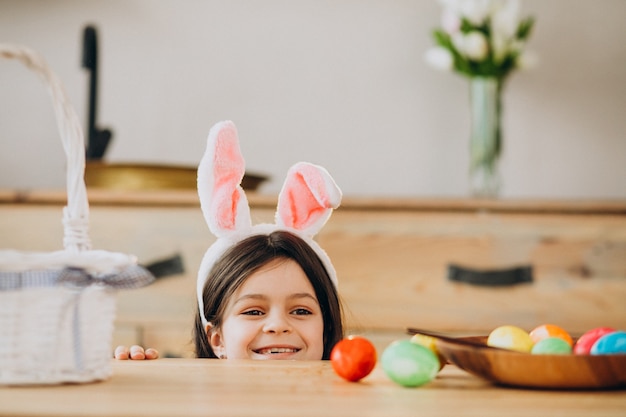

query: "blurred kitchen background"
(1, 0), (625, 199)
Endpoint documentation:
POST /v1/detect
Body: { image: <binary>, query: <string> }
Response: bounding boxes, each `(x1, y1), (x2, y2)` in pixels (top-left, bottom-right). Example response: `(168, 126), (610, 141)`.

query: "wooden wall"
(2, 190), (625, 356)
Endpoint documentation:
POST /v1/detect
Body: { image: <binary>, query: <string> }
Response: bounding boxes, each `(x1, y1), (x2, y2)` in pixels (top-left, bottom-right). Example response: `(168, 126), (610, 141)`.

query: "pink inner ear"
(212, 125), (245, 231)
(280, 168), (328, 230)
(214, 188), (240, 230)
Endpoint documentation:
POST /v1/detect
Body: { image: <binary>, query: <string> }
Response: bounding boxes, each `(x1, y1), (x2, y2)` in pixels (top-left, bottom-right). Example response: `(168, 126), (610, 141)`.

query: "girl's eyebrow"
(288, 293), (319, 303)
(234, 292), (318, 304)
(233, 294), (267, 304)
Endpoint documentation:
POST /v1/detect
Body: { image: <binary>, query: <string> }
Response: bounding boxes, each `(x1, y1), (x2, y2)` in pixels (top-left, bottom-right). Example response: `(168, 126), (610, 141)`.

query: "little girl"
(116, 121), (344, 360)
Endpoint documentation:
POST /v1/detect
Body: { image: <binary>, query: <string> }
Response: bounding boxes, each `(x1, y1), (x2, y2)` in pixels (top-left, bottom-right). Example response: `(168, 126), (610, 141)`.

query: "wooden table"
(1, 359), (624, 417)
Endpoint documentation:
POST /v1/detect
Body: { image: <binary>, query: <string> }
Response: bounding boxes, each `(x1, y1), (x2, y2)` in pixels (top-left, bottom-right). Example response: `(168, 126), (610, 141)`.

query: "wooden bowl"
(436, 336), (626, 389)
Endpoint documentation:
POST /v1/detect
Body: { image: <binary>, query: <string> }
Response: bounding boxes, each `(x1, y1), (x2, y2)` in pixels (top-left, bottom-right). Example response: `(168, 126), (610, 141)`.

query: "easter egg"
(382, 340), (439, 387)
(590, 330), (626, 355)
(529, 324), (573, 346)
(410, 333), (446, 370)
(531, 337), (573, 355)
(487, 325), (534, 353)
(330, 336), (377, 382)
(573, 327), (616, 355)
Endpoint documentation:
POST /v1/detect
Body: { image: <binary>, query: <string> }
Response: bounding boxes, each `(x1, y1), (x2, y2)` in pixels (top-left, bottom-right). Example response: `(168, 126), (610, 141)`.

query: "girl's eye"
(291, 308), (313, 316)
(242, 309), (264, 316)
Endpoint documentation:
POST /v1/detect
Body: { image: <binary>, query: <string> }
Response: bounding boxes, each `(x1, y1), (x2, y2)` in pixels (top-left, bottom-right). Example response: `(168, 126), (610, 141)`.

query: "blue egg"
(590, 330), (626, 355)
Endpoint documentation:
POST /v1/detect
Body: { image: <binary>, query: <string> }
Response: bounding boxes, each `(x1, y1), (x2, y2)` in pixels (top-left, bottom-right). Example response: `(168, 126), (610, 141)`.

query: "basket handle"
(1, 44), (91, 252)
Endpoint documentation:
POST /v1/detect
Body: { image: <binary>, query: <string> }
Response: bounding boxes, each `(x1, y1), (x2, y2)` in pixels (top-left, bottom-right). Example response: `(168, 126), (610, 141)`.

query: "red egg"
(331, 336), (377, 382)
(573, 327), (616, 355)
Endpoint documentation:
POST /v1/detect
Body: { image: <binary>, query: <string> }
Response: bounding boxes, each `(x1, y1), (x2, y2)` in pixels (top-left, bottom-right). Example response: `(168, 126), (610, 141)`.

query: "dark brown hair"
(193, 230), (344, 359)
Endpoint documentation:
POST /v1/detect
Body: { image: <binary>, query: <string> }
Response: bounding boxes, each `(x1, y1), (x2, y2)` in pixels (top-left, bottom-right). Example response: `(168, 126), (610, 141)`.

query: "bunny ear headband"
(196, 120), (342, 328)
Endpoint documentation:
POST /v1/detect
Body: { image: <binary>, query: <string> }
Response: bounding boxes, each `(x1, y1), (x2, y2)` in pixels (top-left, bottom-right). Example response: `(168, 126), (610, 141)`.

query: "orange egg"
(529, 324), (573, 346)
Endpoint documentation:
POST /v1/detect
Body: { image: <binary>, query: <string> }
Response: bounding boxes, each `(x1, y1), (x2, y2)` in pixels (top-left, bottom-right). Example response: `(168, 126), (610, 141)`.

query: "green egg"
(531, 337), (572, 355)
(381, 340), (439, 387)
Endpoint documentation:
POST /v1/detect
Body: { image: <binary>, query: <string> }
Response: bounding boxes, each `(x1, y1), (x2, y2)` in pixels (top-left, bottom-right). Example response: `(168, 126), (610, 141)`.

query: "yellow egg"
(410, 334), (438, 352)
(410, 334), (446, 369)
(487, 325), (534, 353)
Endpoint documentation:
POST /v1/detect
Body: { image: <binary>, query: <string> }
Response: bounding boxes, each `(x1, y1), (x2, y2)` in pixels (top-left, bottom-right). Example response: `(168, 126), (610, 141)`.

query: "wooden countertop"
(2, 188), (625, 214)
(2, 189), (626, 348)
(1, 359), (625, 417)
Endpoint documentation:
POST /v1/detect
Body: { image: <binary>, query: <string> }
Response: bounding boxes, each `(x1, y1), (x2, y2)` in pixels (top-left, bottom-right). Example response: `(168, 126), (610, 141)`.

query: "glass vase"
(469, 76), (502, 198)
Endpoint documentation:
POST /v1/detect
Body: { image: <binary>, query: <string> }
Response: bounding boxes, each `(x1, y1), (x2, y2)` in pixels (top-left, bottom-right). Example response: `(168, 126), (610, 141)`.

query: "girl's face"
(209, 258), (325, 360)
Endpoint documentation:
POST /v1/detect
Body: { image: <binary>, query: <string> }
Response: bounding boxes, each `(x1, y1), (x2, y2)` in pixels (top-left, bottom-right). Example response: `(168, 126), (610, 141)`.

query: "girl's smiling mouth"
(254, 346), (301, 355)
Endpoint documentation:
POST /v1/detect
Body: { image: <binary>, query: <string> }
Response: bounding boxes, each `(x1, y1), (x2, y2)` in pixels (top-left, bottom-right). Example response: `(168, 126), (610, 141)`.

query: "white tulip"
(424, 47), (454, 71)
(491, 33), (509, 64)
(437, 0), (461, 11)
(438, 0), (490, 25)
(441, 7), (462, 34)
(451, 32), (466, 52)
(492, 0), (521, 39)
(463, 31), (489, 61)
(516, 50), (539, 70)
(459, 0), (492, 25)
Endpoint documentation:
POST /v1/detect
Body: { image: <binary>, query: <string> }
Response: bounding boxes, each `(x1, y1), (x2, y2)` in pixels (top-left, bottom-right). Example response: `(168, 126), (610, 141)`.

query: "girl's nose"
(262, 312), (292, 334)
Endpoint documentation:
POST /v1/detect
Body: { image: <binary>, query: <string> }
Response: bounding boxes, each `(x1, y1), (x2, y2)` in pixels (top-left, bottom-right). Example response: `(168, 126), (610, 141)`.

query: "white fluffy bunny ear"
(276, 162), (342, 237)
(197, 120), (252, 237)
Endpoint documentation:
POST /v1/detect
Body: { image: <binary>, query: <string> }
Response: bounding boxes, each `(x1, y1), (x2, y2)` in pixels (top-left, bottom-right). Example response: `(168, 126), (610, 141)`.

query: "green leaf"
(516, 17), (535, 40)
(433, 29), (452, 49)
(460, 18), (477, 34)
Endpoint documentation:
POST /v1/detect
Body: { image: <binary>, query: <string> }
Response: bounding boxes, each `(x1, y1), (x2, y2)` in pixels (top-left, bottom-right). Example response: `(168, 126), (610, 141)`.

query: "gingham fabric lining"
(0, 265), (155, 291)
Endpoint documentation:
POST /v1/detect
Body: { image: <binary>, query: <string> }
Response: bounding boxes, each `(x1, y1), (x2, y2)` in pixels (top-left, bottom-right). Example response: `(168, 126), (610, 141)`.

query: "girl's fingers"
(114, 345), (159, 360)
(114, 345), (130, 360)
(144, 348), (160, 360)
(129, 345), (146, 360)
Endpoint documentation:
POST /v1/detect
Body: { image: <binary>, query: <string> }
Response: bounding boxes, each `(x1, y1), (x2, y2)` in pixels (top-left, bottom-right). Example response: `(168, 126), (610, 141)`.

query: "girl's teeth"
(259, 348), (297, 354)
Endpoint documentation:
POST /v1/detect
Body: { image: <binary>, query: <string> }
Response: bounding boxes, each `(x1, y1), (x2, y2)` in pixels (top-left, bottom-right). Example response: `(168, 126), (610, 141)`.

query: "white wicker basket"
(0, 44), (154, 385)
